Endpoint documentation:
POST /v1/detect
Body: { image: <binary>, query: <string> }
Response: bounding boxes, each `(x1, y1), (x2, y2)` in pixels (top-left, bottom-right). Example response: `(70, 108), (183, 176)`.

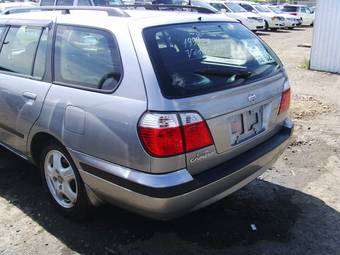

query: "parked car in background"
(0, 1), (37, 13)
(40, 0), (123, 6)
(231, 1), (285, 31)
(281, 4), (314, 26)
(207, 1), (265, 31)
(265, 5), (300, 29)
(0, 6), (293, 220)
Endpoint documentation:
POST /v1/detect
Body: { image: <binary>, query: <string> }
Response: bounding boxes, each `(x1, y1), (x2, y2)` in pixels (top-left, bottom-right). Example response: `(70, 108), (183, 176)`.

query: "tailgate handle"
(23, 92), (37, 100)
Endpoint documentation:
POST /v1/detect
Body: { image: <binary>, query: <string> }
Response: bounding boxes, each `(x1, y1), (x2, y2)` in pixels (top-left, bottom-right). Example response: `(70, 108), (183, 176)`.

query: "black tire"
(288, 27), (294, 30)
(264, 21), (269, 31)
(270, 28), (278, 32)
(40, 141), (93, 220)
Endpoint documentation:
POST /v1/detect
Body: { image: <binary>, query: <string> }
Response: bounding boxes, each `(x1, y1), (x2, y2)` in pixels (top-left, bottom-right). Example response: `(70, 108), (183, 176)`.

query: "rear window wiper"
(195, 68), (252, 79)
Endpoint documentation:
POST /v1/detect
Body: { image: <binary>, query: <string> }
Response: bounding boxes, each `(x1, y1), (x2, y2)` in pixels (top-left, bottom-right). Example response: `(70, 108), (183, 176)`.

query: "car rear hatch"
(139, 20), (289, 174)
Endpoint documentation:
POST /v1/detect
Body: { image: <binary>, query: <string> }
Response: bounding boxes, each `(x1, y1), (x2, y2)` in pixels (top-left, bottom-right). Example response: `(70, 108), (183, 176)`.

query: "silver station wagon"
(0, 6), (293, 220)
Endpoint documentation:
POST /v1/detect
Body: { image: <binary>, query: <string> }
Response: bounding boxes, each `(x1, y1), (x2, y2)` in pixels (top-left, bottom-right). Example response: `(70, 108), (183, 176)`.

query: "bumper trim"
(78, 124), (293, 199)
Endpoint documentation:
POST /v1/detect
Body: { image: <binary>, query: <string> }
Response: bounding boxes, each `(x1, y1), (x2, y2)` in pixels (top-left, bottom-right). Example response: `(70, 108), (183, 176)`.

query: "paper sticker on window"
(242, 39), (274, 65)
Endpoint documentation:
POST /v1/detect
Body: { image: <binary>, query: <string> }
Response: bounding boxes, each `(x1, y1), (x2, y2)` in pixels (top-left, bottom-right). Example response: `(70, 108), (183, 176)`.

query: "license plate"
(230, 107), (263, 145)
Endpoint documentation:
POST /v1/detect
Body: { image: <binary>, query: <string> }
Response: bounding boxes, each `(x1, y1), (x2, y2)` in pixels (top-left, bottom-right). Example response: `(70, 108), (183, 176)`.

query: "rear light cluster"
(278, 82), (291, 114)
(138, 112), (213, 157)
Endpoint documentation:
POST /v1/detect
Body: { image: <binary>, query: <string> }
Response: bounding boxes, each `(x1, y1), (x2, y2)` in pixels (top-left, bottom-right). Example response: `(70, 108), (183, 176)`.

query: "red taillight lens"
(290, 12), (297, 16)
(139, 113), (184, 157)
(180, 113), (213, 152)
(139, 126), (184, 157)
(138, 112), (213, 157)
(278, 88), (291, 114)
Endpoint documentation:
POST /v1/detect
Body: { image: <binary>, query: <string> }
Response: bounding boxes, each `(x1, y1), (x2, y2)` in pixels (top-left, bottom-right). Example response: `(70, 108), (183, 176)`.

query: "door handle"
(23, 92), (37, 100)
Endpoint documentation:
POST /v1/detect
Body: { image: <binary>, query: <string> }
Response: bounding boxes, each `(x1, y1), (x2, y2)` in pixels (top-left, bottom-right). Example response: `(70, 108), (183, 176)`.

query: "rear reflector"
(278, 88), (291, 114)
(139, 112), (213, 157)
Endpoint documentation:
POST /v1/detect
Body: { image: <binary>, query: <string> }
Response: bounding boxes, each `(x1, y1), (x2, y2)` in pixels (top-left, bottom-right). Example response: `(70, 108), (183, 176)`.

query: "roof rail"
(2, 4), (216, 16)
(119, 4), (216, 14)
(2, 6), (130, 17)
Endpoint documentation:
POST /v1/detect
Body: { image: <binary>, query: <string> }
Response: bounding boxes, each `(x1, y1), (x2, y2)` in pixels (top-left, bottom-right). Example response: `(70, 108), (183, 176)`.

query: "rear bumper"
(72, 119), (293, 220)
(244, 21), (265, 31)
(269, 20), (285, 28)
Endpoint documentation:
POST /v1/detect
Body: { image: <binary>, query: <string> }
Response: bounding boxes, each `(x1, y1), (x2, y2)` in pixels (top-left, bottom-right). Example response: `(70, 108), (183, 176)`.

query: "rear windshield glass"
(144, 22), (280, 98)
(282, 6), (298, 12)
(268, 6), (282, 14)
(225, 3), (247, 13)
(255, 5), (270, 12)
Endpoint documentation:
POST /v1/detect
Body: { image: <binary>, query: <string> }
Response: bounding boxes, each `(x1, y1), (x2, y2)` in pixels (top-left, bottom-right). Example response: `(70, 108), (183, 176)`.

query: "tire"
(270, 28), (278, 32)
(288, 27), (294, 30)
(40, 141), (93, 220)
(264, 21), (269, 31)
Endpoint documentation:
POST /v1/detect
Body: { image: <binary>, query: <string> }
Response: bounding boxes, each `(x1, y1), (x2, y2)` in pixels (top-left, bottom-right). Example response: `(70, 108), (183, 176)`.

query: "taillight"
(138, 112), (213, 157)
(278, 88), (291, 115)
(290, 12), (297, 16)
(139, 113), (184, 157)
(180, 113), (213, 153)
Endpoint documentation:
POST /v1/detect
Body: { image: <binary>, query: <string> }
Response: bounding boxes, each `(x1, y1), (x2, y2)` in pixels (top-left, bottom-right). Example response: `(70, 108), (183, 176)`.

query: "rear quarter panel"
(28, 21), (152, 172)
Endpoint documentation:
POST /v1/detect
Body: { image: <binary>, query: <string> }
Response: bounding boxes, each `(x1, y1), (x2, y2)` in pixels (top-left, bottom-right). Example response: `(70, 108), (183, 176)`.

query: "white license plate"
(230, 106), (264, 145)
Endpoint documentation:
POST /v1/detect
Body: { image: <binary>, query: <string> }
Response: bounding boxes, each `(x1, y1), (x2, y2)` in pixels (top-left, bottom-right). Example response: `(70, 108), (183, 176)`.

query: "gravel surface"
(0, 27), (339, 255)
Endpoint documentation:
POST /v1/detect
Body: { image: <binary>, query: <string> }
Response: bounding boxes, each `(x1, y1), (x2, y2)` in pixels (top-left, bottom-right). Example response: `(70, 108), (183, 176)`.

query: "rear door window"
(144, 22), (280, 98)
(54, 25), (122, 91)
(210, 3), (230, 12)
(0, 27), (5, 38)
(282, 6), (298, 12)
(240, 4), (254, 12)
(33, 28), (48, 78)
(0, 26), (44, 76)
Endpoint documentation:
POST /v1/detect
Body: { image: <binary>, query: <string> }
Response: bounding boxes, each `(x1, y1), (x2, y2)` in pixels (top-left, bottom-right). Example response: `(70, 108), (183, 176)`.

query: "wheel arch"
(30, 132), (65, 166)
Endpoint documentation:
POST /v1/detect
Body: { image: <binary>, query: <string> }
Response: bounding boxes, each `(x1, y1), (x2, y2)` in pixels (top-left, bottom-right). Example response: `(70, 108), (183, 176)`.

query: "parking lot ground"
(0, 27), (339, 255)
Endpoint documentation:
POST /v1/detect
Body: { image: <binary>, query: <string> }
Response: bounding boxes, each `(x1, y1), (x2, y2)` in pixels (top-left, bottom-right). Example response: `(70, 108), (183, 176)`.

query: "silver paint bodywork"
(0, 10), (293, 218)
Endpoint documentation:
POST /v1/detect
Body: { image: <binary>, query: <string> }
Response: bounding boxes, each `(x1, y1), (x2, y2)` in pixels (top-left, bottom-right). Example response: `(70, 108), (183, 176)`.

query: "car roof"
(283, 4), (306, 7)
(0, 9), (235, 28)
(228, 1), (256, 5)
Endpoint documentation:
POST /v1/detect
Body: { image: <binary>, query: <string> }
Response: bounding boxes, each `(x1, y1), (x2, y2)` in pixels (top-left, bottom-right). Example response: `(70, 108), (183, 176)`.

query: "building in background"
(310, 0), (340, 73)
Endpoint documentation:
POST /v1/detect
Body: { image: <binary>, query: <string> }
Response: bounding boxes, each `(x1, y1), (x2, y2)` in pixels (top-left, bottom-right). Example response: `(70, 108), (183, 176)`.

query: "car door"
(300, 7), (309, 25)
(305, 7), (313, 25)
(0, 22), (52, 154)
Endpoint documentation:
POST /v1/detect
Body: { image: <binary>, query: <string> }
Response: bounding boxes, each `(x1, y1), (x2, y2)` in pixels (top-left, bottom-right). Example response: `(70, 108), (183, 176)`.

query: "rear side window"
(54, 25), (122, 91)
(240, 4), (254, 12)
(93, 0), (122, 6)
(0, 26), (44, 76)
(210, 3), (230, 12)
(144, 22), (280, 98)
(40, 0), (55, 5)
(56, 0), (74, 5)
(282, 6), (298, 12)
(78, 0), (92, 5)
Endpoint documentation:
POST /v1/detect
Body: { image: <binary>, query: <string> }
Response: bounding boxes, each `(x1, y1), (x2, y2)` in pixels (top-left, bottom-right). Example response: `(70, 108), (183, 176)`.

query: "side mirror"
(252, 9), (257, 13)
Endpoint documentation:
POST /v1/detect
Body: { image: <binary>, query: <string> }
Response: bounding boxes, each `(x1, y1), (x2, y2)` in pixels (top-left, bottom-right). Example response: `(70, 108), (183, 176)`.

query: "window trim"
(0, 25), (50, 81)
(52, 24), (124, 94)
